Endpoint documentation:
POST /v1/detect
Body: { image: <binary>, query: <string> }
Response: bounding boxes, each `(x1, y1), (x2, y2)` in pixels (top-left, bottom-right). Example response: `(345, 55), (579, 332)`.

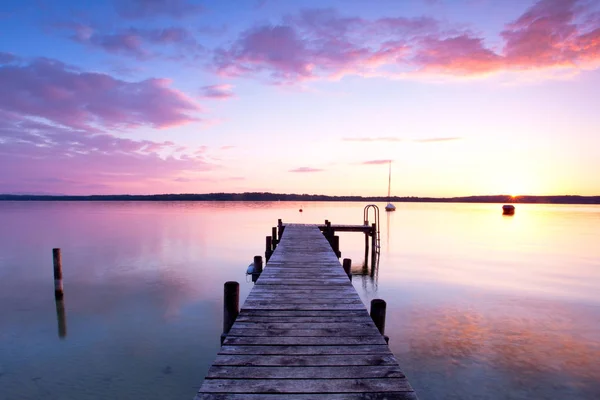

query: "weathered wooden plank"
(223, 336), (387, 346)
(197, 223), (416, 399)
(231, 322), (376, 330)
(237, 310), (370, 317)
(218, 345), (393, 356)
(196, 393), (418, 400)
(199, 378), (413, 393)
(212, 354), (398, 366)
(206, 365), (405, 379)
(227, 327), (379, 337)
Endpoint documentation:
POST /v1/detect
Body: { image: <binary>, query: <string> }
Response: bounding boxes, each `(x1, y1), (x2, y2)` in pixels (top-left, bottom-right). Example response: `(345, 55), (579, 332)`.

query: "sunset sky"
(1, 0), (599, 196)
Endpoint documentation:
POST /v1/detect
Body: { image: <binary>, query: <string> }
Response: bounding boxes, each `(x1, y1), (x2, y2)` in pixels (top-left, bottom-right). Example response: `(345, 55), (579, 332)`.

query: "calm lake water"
(0, 201), (599, 400)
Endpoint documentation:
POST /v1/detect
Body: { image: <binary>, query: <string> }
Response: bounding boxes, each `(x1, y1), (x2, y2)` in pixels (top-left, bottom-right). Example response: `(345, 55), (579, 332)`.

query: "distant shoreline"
(1, 193), (599, 204)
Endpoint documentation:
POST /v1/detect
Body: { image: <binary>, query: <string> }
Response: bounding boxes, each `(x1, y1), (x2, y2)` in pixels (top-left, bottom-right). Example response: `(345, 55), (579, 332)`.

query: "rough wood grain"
(196, 223), (417, 399)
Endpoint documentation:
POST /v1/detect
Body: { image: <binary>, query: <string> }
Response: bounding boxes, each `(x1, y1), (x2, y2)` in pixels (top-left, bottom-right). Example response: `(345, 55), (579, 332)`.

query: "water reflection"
(55, 298), (67, 339)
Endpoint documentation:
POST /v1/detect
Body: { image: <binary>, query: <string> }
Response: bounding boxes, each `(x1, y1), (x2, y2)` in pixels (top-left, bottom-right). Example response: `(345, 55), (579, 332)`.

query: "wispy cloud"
(413, 137), (461, 143)
(200, 84), (235, 99)
(361, 159), (392, 165)
(343, 137), (404, 142)
(289, 167), (324, 172)
(115, 0), (204, 20)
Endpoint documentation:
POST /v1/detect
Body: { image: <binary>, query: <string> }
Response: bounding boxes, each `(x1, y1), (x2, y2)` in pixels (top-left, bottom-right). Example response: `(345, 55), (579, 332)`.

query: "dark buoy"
(502, 205), (515, 215)
(299, 209), (303, 212)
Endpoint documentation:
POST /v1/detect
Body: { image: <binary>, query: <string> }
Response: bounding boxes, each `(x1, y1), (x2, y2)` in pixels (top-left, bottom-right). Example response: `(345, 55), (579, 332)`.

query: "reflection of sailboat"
(385, 160), (396, 212)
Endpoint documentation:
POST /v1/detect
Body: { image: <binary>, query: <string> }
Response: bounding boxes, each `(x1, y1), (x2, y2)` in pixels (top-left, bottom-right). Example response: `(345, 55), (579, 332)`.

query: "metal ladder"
(363, 204), (380, 254)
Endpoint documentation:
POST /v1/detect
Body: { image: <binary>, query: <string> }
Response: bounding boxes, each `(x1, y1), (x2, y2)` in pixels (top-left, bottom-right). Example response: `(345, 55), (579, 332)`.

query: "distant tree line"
(0, 193), (598, 204)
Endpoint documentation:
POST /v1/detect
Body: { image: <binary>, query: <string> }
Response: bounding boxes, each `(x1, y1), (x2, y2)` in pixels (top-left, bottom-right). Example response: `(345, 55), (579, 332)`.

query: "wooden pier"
(195, 223), (417, 399)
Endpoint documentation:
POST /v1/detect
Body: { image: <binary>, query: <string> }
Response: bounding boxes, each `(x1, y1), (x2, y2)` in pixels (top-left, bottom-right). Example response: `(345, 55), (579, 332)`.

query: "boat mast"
(387, 160), (392, 200)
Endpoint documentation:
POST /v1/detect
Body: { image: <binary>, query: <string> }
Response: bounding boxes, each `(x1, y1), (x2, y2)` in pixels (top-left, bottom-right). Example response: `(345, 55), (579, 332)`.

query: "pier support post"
(53, 248), (64, 300)
(221, 281), (239, 345)
(342, 258), (352, 281)
(272, 227), (278, 248)
(252, 255), (263, 283)
(277, 219), (283, 241)
(265, 236), (273, 261)
(332, 235), (341, 258)
(370, 299), (388, 343)
(55, 298), (67, 338)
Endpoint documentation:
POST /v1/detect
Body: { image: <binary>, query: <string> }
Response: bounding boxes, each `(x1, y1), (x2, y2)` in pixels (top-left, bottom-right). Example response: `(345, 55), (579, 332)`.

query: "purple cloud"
(213, 2), (600, 83)
(61, 24), (200, 59)
(0, 57), (201, 130)
(362, 160), (393, 165)
(0, 114), (212, 194)
(200, 84), (235, 99)
(289, 167), (324, 173)
(0, 52), (17, 64)
(115, 0), (203, 19)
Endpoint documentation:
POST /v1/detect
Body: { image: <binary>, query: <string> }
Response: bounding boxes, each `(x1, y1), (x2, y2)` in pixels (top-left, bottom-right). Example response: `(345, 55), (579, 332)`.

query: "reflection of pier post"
(55, 298), (67, 339)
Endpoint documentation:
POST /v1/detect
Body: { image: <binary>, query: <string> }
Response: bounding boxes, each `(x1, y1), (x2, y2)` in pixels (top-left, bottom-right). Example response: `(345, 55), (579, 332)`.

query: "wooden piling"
(52, 248), (64, 300)
(277, 219), (283, 241)
(332, 235), (341, 258)
(370, 299), (386, 335)
(55, 298), (67, 338)
(252, 255), (263, 283)
(221, 281), (240, 345)
(271, 227), (278, 248)
(342, 258), (352, 280)
(265, 236), (273, 261)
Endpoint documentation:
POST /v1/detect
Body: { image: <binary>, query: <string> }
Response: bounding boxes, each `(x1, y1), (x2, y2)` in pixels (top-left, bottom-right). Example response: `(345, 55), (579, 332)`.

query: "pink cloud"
(413, 137), (461, 143)
(289, 167), (324, 173)
(115, 0), (203, 20)
(200, 84), (235, 99)
(0, 57), (201, 130)
(214, 2), (600, 83)
(362, 159), (393, 165)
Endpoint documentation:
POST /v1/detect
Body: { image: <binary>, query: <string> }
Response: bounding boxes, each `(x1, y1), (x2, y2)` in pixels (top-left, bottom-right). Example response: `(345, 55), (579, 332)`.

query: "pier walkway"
(195, 223), (417, 399)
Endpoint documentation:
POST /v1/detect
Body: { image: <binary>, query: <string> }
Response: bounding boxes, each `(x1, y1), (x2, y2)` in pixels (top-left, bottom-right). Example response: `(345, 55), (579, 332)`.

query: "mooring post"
(277, 219), (283, 241)
(55, 298), (67, 338)
(332, 235), (341, 258)
(52, 248), (64, 300)
(221, 281), (239, 345)
(370, 298), (387, 336)
(272, 227), (278, 248)
(265, 236), (273, 261)
(342, 258), (352, 280)
(252, 255), (263, 283)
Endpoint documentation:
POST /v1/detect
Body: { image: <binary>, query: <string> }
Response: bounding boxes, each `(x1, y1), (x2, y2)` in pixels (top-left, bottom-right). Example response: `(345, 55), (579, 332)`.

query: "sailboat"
(385, 160), (396, 212)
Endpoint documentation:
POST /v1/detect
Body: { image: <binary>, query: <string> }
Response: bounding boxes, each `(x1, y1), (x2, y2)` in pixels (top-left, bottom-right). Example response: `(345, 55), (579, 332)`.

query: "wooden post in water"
(55, 298), (67, 338)
(252, 255), (263, 283)
(277, 219), (283, 241)
(221, 281), (239, 345)
(332, 235), (341, 258)
(52, 248), (64, 300)
(265, 236), (273, 261)
(342, 258), (352, 281)
(271, 227), (278, 249)
(370, 299), (386, 335)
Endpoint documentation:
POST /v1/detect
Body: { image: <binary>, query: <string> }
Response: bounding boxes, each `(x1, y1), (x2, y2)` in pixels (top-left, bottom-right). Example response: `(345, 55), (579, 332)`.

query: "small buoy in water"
(246, 263), (255, 275)
(502, 205), (515, 215)
(299, 209), (303, 212)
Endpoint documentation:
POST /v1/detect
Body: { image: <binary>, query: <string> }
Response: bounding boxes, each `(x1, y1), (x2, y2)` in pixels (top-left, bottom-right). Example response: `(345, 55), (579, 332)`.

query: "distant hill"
(0, 193), (599, 204)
